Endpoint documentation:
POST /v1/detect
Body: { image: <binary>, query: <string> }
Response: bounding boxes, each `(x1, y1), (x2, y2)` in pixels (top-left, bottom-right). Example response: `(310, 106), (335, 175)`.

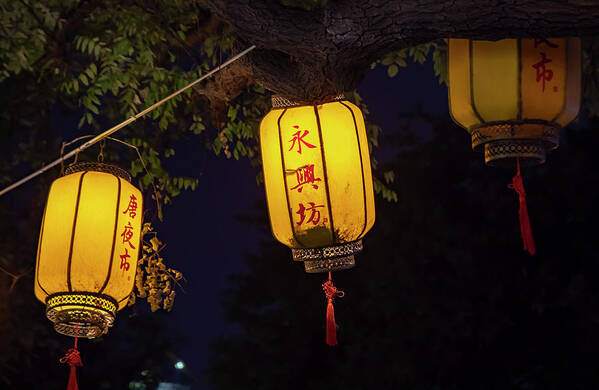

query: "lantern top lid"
(271, 94), (346, 109)
(63, 162), (132, 182)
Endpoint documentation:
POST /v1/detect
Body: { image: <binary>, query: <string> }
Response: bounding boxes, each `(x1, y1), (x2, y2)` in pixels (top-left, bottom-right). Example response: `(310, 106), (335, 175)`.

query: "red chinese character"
(119, 248), (131, 271)
(532, 52), (553, 92)
(288, 126), (316, 154)
(120, 221), (136, 249)
(534, 38), (559, 48)
(290, 164), (322, 192)
(123, 194), (138, 218)
(296, 202), (324, 226)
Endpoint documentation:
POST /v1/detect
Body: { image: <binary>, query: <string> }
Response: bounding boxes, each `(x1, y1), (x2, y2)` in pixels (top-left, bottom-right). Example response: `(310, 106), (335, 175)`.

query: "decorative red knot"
(322, 277), (345, 303)
(60, 348), (83, 367)
(322, 272), (344, 346)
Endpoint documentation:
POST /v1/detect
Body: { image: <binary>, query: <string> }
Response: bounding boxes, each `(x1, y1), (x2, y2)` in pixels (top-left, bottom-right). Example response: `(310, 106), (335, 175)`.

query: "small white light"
(174, 361), (185, 370)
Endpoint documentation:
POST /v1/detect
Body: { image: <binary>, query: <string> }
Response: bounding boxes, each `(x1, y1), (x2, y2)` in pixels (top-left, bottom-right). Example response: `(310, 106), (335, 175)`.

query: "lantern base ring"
(45, 292), (117, 339)
(292, 240), (363, 273)
(304, 255), (356, 273)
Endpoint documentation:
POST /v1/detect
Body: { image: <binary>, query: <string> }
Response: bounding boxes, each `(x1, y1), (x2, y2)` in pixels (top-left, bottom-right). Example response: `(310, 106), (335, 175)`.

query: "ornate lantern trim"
(291, 240), (362, 272)
(468, 120), (561, 166)
(46, 292), (118, 339)
(64, 162), (132, 182)
(271, 94), (346, 109)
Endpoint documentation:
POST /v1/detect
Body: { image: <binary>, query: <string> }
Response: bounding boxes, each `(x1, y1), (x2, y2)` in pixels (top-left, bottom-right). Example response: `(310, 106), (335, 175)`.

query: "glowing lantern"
(449, 37), (581, 165)
(448, 38), (581, 254)
(35, 162), (143, 339)
(260, 95), (375, 345)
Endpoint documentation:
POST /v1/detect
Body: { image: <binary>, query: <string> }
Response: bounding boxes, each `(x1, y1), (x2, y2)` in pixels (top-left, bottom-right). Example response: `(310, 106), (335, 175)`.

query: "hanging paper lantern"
(35, 162), (143, 339)
(448, 37), (581, 166)
(260, 95), (375, 345)
(448, 38), (581, 255)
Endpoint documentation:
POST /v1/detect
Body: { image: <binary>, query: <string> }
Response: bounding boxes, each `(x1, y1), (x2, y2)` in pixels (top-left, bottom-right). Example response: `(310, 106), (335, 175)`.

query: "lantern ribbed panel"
(448, 38), (581, 166)
(260, 99), (375, 272)
(34, 164), (142, 338)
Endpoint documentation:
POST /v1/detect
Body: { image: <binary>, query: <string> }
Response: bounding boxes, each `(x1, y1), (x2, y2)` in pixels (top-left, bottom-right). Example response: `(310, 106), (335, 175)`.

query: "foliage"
(128, 223), (184, 312)
(374, 40), (447, 84)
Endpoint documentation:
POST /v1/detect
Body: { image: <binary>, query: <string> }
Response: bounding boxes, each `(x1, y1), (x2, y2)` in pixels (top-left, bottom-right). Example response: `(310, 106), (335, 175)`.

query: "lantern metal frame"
(265, 95), (372, 273)
(41, 162), (134, 339)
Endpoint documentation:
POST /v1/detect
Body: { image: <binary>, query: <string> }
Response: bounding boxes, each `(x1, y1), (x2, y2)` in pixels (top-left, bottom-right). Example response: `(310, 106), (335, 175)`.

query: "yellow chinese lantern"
(35, 162), (143, 339)
(260, 95), (375, 345)
(448, 37), (581, 165)
(448, 38), (581, 255)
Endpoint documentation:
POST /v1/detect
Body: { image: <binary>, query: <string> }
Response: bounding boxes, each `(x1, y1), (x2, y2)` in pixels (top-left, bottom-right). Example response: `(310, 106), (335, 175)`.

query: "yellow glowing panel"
(36, 172), (83, 299)
(318, 102), (366, 242)
(70, 172), (119, 291)
(347, 102), (375, 237)
(555, 38), (582, 126)
(521, 38), (566, 120)
(103, 179), (143, 310)
(472, 39), (519, 122)
(261, 109), (298, 247)
(278, 105), (332, 247)
(448, 39), (481, 129)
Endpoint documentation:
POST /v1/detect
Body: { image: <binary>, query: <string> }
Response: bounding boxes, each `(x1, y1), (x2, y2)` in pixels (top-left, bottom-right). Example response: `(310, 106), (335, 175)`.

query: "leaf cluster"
(128, 223), (184, 312)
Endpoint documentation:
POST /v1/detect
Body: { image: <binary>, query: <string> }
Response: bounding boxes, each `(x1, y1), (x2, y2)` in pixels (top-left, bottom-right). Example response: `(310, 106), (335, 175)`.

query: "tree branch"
(206, 0), (599, 102)
(0, 265), (32, 294)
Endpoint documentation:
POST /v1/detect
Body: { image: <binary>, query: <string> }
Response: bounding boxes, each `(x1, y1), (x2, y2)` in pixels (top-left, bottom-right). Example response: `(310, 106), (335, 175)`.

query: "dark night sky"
(154, 58), (450, 388)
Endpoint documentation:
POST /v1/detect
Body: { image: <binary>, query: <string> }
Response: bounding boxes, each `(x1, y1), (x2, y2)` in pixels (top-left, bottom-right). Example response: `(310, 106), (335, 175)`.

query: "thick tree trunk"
(206, 0), (599, 103)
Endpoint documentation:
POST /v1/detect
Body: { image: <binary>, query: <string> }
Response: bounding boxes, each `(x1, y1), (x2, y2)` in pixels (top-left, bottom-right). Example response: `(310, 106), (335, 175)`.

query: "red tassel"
(60, 325), (82, 390)
(508, 158), (536, 255)
(322, 271), (344, 346)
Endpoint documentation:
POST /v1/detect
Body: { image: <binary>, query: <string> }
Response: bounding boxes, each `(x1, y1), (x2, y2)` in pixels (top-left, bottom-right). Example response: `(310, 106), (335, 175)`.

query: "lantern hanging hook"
(57, 134), (163, 221)
(98, 139), (106, 163)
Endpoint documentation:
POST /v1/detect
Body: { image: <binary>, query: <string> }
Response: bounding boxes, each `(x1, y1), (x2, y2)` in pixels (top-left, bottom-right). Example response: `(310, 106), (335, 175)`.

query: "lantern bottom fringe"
(46, 292), (117, 339)
(291, 240), (363, 273)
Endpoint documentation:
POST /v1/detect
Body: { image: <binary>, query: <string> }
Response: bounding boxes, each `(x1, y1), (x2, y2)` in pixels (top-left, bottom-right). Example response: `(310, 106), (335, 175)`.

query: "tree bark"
(206, 0), (599, 103)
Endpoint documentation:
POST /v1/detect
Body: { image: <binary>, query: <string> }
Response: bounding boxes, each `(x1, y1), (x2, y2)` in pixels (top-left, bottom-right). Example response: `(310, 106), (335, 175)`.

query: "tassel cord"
(508, 158), (536, 255)
(59, 324), (83, 390)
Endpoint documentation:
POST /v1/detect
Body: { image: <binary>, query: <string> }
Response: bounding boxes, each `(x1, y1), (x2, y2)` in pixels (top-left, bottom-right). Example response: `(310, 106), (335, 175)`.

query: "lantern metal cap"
(64, 162), (132, 182)
(45, 292), (118, 339)
(291, 240), (362, 273)
(271, 94), (346, 109)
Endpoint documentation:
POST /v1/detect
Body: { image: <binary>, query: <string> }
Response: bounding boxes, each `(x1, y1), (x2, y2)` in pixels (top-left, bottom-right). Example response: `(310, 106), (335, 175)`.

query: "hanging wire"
(0, 44), (256, 197)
